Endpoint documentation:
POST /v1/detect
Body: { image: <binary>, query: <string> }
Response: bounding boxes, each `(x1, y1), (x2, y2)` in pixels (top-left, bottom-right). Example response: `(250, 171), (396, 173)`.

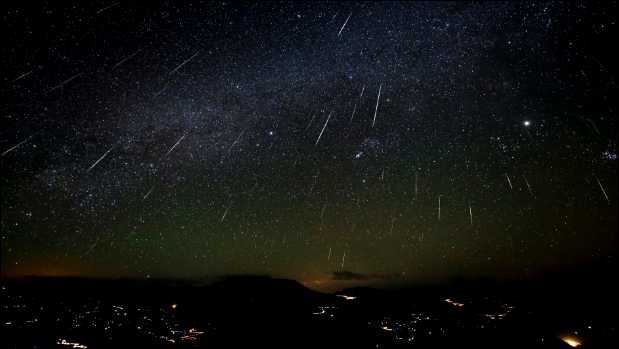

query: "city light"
(444, 298), (464, 308)
(57, 338), (88, 348)
(336, 295), (356, 300)
(560, 335), (582, 347)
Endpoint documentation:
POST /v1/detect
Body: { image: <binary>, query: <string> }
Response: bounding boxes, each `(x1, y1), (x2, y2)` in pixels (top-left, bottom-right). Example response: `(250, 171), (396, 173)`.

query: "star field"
(1, 1), (617, 290)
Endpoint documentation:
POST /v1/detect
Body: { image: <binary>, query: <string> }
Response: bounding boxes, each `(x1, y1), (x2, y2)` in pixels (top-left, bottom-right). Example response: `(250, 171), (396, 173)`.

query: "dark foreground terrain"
(1, 274), (616, 348)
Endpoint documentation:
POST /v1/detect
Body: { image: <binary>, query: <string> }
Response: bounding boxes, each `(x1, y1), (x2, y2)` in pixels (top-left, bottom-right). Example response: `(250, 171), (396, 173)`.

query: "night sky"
(1, 1), (617, 291)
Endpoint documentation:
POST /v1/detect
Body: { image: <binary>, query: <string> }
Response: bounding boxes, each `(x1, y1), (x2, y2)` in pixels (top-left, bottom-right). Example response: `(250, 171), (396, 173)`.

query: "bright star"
(523, 120), (531, 127)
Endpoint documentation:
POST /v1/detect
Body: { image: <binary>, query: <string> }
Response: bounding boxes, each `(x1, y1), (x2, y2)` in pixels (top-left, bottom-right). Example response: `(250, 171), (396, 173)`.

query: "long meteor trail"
(165, 134), (187, 157)
(372, 84), (382, 128)
(87, 146), (114, 172)
(337, 13), (352, 37)
(1, 133), (37, 157)
(169, 50), (201, 75)
(594, 175), (610, 203)
(315, 111), (332, 146)
(12, 70), (34, 83)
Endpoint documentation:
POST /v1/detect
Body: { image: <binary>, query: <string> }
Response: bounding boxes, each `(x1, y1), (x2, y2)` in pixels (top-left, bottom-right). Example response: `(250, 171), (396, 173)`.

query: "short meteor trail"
(337, 12), (352, 37)
(309, 169), (320, 194)
(349, 103), (357, 123)
(154, 81), (170, 98)
(81, 237), (101, 258)
(468, 204), (473, 225)
(320, 203), (327, 225)
(340, 251), (346, 270)
(304, 114), (317, 131)
(315, 111), (332, 146)
(594, 175), (610, 203)
(438, 195), (441, 221)
(372, 84), (382, 128)
(228, 130), (245, 153)
(96, 1), (119, 14)
(49, 73), (83, 92)
(112, 49), (142, 70)
(221, 203), (232, 223)
(142, 186), (155, 201)
(330, 11), (339, 22)
(87, 146), (114, 172)
(523, 175), (534, 197)
(169, 50), (201, 75)
(165, 134), (187, 157)
(505, 173), (513, 190)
